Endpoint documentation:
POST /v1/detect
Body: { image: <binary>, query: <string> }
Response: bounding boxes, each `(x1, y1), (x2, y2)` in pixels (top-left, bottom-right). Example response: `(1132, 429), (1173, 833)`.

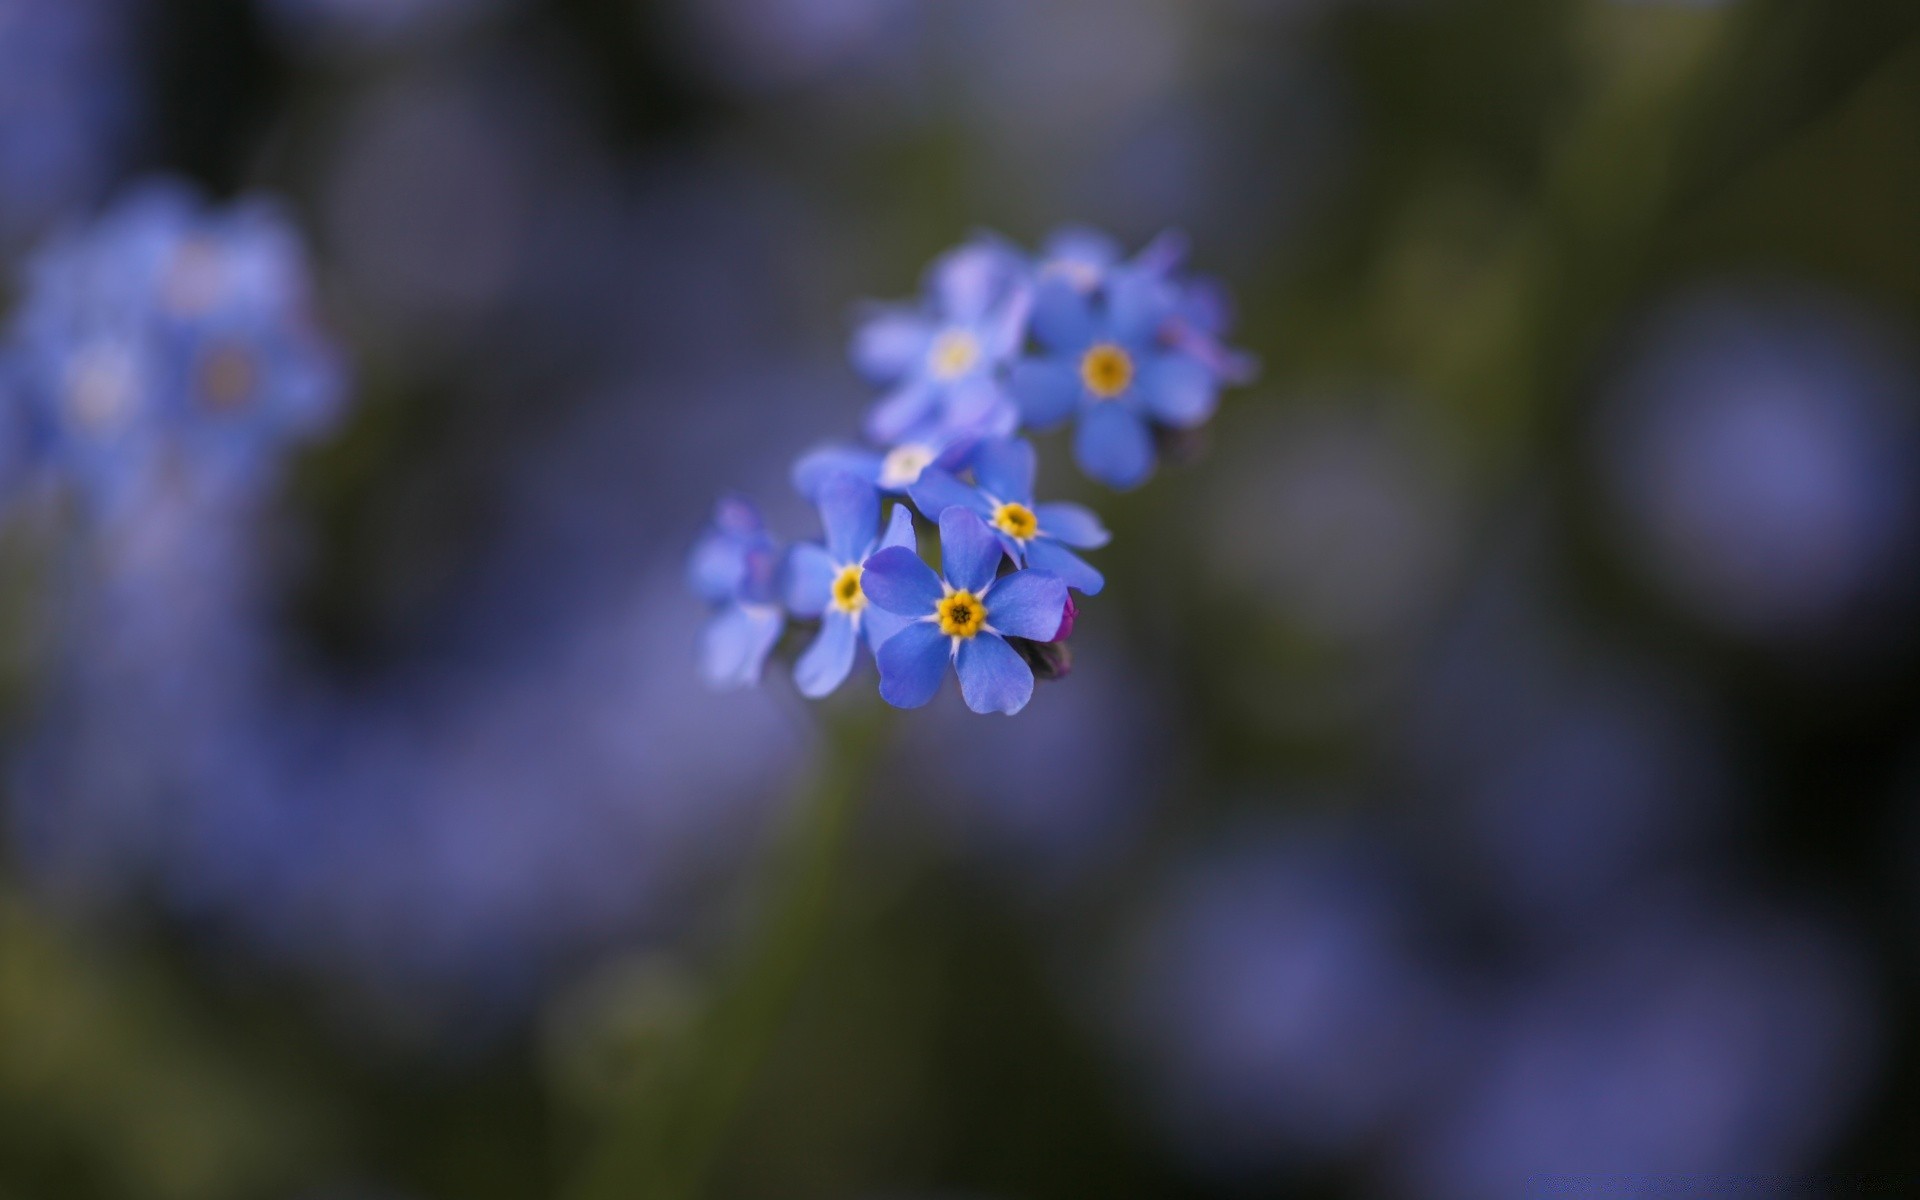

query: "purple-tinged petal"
(1074, 403), (1156, 490)
(1032, 501), (1110, 549)
(940, 376), (1020, 440)
(781, 542), (837, 616)
(861, 545), (944, 617)
(688, 531), (748, 605)
(982, 568), (1068, 638)
(970, 437), (1036, 505)
(794, 610), (859, 698)
(908, 468), (989, 524)
(1030, 279), (1099, 352)
(877, 502), (917, 553)
(985, 284), (1034, 359)
(939, 506), (1006, 594)
(792, 443), (880, 499)
(817, 471), (880, 564)
(1011, 359), (1081, 430)
(701, 603), (784, 689)
(932, 239), (1020, 322)
(851, 309), (934, 383)
(1131, 228), (1190, 276)
(866, 379), (938, 444)
(955, 634), (1035, 715)
(1139, 353), (1219, 429)
(877, 621), (951, 709)
(1027, 538), (1105, 595)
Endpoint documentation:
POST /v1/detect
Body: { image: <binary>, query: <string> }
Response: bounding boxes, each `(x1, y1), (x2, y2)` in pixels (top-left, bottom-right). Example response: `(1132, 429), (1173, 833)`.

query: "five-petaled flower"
(862, 507), (1068, 715)
(688, 496), (786, 689)
(909, 437), (1110, 595)
(781, 472), (918, 697)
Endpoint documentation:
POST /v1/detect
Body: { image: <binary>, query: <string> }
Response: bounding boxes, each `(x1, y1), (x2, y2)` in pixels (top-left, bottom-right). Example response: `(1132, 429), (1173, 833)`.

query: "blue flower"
(1010, 271), (1230, 490)
(852, 234), (1030, 446)
(789, 431), (972, 501)
(861, 506), (1068, 715)
(779, 472), (917, 697)
(908, 436), (1110, 594)
(688, 495), (786, 688)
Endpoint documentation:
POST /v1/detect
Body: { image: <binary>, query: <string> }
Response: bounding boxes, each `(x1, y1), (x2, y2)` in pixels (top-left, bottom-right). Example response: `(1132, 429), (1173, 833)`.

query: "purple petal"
(970, 437), (1036, 505)
(851, 309), (933, 382)
(866, 380), (938, 444)
(1030, 279), (1099, 352)
(1131, 228), (1190, 276)
(861, 545), (943, 617)
(794, 610), (859, 699)
(939, 505), (1006, 595)
(908, 468), (989, 525)
(955, 634), (1035, 715)
(1010, 359), (1081, 430)
(1027, 538), (1105, 596)
(877, 621), (951, 709)
(1139, 353), (1219, 429)
(781, 542), (837, 616)
(982, 568), (1068, 638)
(1074, 403), (1156, 490)
(700, 603), (784, 689)
(817, 471), (880, 564)
(1032, 501), (1110, 549)
(792, 443), (881, 499)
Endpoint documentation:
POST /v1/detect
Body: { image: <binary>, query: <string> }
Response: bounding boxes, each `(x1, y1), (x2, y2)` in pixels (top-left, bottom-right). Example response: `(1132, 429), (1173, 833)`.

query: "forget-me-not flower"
(908, 436), (1110, 595)
(862, 506), (1068, 715)
(688, 495), (786, 688)
(781, 472), (917, 697)
(852, 235), (1030, 446)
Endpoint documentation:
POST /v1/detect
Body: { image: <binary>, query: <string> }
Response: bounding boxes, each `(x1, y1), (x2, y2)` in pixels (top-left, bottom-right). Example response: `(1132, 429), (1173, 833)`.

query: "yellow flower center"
(992, 501), (1037, 542)
(936, 590), (987, 639)
(929, 329), (981, 381)
(879, 443), (935, 489)
(198, 342), (258, 412)
(1080, 343), (1134, 399)
(830, 564), (866, 615)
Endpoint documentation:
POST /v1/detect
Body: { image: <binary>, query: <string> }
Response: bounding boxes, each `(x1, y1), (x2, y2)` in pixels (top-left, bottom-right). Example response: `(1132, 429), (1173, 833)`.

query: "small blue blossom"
(852, 234), (1030, 446)
(861, 506), (1068, 715)
(688, 495), (786, 688)
(1010, 270), (1234, 490)
(779, 472), (917, 697)
(908, 436), (1110, 594)
(789, 431), (972, 500)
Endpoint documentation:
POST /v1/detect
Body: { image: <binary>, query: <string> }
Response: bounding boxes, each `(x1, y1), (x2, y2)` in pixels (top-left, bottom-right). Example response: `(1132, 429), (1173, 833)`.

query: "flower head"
(688, 495), (786, 688)
(780, 472), (917, 697)
(908, 436), (1111, 594)
(861, 506), (1068, 715)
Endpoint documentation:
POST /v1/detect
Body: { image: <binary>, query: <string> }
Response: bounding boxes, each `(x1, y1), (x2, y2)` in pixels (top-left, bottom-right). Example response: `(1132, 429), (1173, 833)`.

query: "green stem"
(565, 706), (888, 1200)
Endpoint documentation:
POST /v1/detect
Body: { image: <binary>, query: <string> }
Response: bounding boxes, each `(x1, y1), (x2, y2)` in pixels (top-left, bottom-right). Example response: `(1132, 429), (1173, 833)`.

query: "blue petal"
(939, 506), (1005, 595)
(700, 604), (784, 689)
(1027, 538), (1104, 596)
(970, 437), (1036, 505)
(861, 545), (944, 617)
(982, 569), (1068, 638)
(1109, 271), (1179, 346)
(1139, 353), (1219, 429)
(866, 380), (938, 444)
(877, 502), (917, 553)
(792, 444), (880, 499)
(794, 611), (859, 699)
(864, 605), (910, 654)
(1030, 279), (1098, 352)
(851, 310), (933, 382)
(877, 621), (951, 709)
(908, 468), (988, 525)
(781, 542), (837, 616)
(1033, 501), (1110, 549)
(932, 239), (1020, 322)
(1041, 226), (1122, 281)
(1130, 228), (1190, 276)
(1010, 359), (1081, 430)
(939, 376), (1020, 440)
(955, 635), (1035, 715)
(1074, 403), (1156, 490)
(688, 531), (746, 605)
(817, 471), (880, 564)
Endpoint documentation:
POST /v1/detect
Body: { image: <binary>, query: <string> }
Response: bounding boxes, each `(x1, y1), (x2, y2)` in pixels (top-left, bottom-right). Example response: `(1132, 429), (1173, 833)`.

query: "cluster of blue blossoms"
(690, 228), (1254, 715)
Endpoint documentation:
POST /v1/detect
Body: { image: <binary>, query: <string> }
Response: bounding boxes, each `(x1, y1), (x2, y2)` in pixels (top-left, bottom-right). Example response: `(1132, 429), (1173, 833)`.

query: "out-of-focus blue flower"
(260, 0), (511, 52)
(853, 236), (1030, 446)
(862, 506), (1067, 715)
(1597, 289), (1920, 641)
(779, 472), (916, 698)
(0, 0), (138, 249)
(1011, 268), (1240, 489)
(689, 495), (786, 689)
(790, 431), (971, 499)
(908, 436), (1110, 594)
(1121, 823), (1461, 1176)
(3, 180), (349, 517)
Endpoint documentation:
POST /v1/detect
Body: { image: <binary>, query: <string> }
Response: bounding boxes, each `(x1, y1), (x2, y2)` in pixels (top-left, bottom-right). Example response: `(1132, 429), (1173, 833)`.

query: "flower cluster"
(691, 227), (1253, 715)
